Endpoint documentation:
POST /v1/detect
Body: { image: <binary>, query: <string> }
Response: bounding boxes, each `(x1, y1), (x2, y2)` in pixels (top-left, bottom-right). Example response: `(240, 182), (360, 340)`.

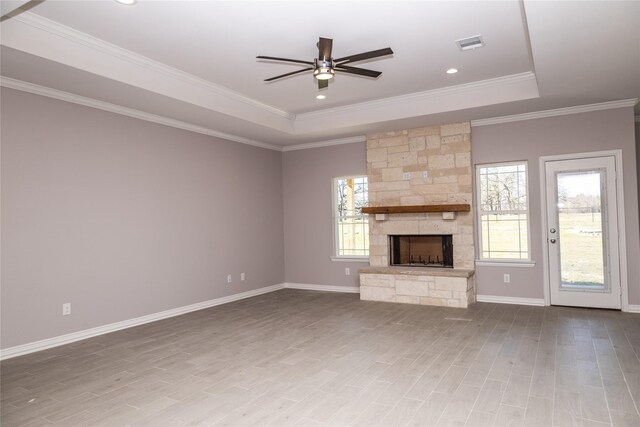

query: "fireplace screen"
(390, 235), (453, 268)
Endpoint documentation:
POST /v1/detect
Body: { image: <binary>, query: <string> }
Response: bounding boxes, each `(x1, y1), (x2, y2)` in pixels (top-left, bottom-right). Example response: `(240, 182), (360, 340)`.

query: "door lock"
(550, 239), (556, 244)
(550, 228), (556, 233)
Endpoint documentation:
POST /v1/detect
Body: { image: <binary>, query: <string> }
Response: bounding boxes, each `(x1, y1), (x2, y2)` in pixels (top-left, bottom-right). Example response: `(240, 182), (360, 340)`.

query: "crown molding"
(1, 77), (283, 151)
(3, 11), (545, 137)
(471, 98), (640, 127)
(3, 12), (294, 132)
(299, 72), (537, 121)
(6, 74), (634, 154)
(13, 12), (292, 119)
(294, 72), (540, 134)
(281, 135), (366, 152)
(1, 76), (371, 152)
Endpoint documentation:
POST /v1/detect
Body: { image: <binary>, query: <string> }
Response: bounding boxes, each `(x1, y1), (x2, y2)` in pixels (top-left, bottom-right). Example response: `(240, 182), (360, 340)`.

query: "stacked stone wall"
(366, 122), (474, 269)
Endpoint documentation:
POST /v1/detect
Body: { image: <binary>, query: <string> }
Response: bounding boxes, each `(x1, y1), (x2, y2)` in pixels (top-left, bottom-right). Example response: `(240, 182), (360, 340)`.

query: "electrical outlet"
(345, 267), (350, 276)
(62, 303), (71, 316)
(241, 272), (245, 281)
(503, 274), (511, 283)
(402, 172), (411, 180)
(227, 274), (232, 283)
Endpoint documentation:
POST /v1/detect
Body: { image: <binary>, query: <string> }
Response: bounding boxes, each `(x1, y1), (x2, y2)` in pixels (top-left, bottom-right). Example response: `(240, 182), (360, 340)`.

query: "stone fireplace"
(359, 122), (476, 308)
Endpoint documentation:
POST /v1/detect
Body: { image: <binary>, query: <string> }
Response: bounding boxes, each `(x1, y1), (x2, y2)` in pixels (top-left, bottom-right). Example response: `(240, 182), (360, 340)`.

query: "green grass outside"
(558, 211), (604, 286)
(482, 212), (604, 286)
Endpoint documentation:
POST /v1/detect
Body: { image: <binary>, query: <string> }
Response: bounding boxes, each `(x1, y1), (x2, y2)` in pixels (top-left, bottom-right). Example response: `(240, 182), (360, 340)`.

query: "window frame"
(475, 160), (532, 263)
(331, 174), (370, 261)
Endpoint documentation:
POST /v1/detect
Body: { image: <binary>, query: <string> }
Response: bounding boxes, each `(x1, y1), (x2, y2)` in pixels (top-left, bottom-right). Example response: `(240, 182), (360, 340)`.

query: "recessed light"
(316, 94), (326, 100)
(446, 68), (458, 74)
(115, 0), (137, 5)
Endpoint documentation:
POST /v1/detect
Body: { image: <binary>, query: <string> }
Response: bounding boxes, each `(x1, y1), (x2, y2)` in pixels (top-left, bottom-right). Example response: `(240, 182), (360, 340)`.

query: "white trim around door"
(539, 150), (629, 311)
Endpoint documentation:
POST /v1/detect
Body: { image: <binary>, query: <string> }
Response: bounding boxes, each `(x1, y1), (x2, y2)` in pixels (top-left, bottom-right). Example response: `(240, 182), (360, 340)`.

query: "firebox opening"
(390, 235), (453, 268)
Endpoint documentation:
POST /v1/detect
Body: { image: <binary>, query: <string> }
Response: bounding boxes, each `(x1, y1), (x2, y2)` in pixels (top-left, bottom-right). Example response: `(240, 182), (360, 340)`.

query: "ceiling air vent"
(456, 35), (484, 51)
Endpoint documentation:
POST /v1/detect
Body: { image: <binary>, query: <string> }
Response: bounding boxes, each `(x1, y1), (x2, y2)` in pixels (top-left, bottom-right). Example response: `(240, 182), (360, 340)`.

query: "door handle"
(550, 228), (556, 233)
(550, 239), (556, 244)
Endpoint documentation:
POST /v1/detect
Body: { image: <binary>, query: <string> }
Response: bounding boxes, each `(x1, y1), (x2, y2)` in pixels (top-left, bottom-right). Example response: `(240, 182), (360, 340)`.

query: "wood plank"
(361, 204), (470, 214)
(3, 293), (638, 426)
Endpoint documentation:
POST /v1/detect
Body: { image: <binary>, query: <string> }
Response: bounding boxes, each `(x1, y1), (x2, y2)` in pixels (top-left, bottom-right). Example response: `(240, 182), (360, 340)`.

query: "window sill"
(330, 257), (370, 263)
(475, 260), (536, 268)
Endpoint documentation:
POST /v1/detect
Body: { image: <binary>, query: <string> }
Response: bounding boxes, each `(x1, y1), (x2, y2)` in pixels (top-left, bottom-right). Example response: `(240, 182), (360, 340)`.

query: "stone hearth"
(360, 267), (475, 308)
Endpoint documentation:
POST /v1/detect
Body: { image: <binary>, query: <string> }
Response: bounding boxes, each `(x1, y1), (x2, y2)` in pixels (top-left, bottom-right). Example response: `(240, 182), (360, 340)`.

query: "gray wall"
(1, 88), (285, 349)
(282, 108), (640, 303)
(2, 87), (638, 350)
(283, 143), (367, 288)
(472, 108), (640, 304)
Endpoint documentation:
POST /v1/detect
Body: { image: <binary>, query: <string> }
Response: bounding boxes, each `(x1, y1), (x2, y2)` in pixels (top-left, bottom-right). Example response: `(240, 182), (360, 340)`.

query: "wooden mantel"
(361, 204), (470, 214)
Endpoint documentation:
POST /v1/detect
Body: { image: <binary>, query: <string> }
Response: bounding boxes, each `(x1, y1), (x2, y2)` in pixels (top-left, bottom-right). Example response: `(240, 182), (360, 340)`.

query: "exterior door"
(545, 156), (621, 309)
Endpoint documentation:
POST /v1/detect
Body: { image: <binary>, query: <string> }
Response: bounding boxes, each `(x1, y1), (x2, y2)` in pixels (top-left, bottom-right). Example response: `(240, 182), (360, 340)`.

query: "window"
(334, 176), (369, 257)
(477, 162), (530, 261)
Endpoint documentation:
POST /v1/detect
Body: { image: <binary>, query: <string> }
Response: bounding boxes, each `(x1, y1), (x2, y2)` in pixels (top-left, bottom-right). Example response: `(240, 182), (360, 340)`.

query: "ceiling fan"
(257, 37), (393, 89)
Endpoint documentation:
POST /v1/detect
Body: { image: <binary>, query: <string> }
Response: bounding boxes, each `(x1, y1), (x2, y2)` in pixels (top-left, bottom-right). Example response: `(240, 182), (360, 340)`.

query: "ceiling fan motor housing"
(313, 59), (335, 80)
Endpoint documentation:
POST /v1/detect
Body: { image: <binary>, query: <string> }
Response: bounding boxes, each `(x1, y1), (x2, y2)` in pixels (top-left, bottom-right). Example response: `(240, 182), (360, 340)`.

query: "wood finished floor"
(2, 289), (640, 427)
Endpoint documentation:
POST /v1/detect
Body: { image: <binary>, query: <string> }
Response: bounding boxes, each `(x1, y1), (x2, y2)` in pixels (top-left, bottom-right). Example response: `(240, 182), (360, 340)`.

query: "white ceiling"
(1, 1), (638, 149)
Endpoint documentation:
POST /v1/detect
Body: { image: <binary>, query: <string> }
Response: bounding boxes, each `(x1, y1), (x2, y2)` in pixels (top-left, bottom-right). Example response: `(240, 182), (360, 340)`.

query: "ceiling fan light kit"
(313, 59), (335, 80)
(258, 37), (393, 90)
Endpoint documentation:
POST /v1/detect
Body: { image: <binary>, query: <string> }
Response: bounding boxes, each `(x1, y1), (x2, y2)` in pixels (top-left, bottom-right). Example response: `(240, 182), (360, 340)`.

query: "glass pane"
(479, 164), (527, 212)
(480, 213), (528, 259)
(556, 170), (606, 291)
(336, 176), (369, 256)
(337, 217), (369, 256)
(336, 177), (368, 216)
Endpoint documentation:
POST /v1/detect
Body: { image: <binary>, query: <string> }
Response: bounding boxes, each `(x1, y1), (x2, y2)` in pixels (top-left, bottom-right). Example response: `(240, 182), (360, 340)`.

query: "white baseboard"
(284, 282), (360, 294)
(627, 305), (640, 313)
(476, 295), (546, 306)
(0, 283), (285, 361)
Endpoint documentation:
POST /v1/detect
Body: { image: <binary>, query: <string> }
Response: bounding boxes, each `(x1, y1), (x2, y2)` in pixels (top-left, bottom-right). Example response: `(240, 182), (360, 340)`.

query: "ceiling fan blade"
(265, 67), (313, 82)
(318, 79), (329, 89)
(335, 64), (382, 78)
(256, 56), (314, 66)
(318, 37), (333, 61)
(334, 47), (394, 64)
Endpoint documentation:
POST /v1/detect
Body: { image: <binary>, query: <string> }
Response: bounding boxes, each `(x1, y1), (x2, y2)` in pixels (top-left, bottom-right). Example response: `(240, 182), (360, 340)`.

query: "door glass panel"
(556, 170), (607, 291)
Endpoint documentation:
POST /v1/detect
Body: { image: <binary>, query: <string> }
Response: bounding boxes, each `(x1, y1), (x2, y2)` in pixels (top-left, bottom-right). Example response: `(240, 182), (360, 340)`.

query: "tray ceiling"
(1, 1), (638, 148)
